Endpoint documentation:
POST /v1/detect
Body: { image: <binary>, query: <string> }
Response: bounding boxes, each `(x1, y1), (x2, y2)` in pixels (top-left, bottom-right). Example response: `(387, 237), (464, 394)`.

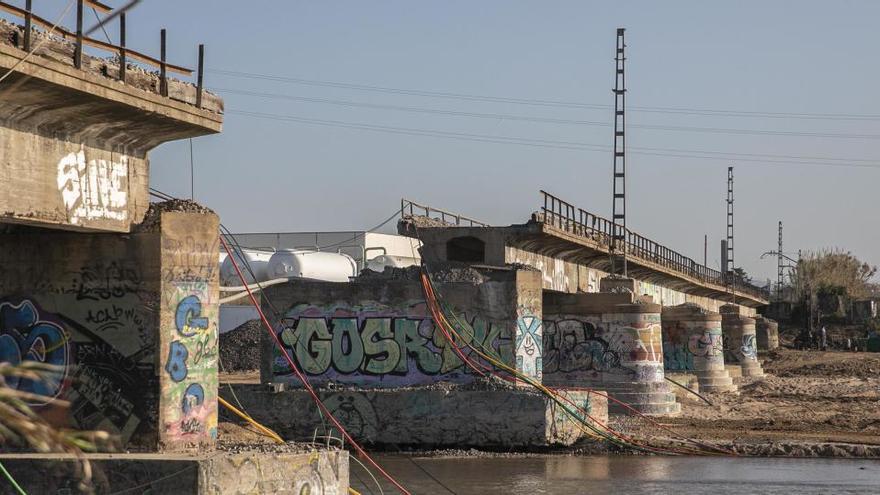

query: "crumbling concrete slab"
(224, 385), (608, 448)
(0, 32), (222, 233)
(0, 449), (349, 494)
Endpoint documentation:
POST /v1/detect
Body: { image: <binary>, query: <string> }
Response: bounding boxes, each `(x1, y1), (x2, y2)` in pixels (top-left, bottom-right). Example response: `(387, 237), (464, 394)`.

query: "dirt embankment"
(647, 349), (880, 456)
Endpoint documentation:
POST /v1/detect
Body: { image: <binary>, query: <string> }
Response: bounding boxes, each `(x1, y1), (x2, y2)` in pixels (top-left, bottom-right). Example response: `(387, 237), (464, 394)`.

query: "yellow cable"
(349, 489), (364, 495)
(218, 396), (285, 444)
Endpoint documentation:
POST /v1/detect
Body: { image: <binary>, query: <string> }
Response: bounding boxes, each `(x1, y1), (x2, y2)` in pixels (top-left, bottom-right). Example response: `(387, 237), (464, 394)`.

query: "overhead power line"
(218, 86), (880, 140)
(210, 68), (880, 122)
(226, 109), (880, 169)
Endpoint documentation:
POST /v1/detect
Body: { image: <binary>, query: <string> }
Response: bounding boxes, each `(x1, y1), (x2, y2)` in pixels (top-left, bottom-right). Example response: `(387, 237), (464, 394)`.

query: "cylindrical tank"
(220, 248), (273, 286)
(662, 304), (737, 392)
(266, 249), (357, 282)
(365, 255), (420, 273)
(720, 304), (764, 377)
(755, 316), (780, 351)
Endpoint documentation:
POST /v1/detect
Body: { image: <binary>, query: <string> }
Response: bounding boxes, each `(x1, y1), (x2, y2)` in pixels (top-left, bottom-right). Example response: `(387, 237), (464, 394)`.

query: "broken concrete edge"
(0, 449), (350, 495)
(0, 21), (223, 127)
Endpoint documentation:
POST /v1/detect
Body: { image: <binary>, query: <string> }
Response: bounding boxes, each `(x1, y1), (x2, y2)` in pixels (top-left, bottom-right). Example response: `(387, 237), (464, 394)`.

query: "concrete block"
(0, 208), (220, 452)
(0, 450), (348, 494)
(0, 40), (222, 233)
(261, 266), (544, 388)
(224, 386), (608, 448)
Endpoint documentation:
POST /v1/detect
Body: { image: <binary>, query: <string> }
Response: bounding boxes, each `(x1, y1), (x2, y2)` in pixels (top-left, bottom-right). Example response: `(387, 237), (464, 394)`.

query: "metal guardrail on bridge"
(400, 198), (489, 227)
(0, 0), (206, 105)
(539, 190), (769, 301)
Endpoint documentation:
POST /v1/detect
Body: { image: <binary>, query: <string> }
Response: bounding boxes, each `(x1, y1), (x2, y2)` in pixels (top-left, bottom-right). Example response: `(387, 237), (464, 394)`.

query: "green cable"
(0, 461), (28, 495)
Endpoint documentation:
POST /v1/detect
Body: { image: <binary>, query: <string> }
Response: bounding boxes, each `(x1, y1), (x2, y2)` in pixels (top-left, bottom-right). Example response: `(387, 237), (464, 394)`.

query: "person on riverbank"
(820, 326), (828, 351)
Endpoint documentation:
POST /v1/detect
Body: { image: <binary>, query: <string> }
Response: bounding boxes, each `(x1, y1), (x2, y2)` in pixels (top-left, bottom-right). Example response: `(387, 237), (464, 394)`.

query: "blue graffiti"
(182, 383), (205, 414)
(165, 341), (189, 382)
(175, 295), (208, 337)
(0, 300), (70, 403)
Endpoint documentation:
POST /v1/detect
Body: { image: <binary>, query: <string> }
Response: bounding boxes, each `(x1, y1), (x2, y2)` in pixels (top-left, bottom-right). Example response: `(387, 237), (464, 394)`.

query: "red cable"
(219, 236), (411, 495)
(420, 270), (721, 456)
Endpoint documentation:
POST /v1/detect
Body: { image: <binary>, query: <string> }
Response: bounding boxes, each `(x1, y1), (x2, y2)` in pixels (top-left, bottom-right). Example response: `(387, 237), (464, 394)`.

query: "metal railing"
(400, 198), (489, 227)
(0, 0), (206, 106)
(539, 190), (769, 300)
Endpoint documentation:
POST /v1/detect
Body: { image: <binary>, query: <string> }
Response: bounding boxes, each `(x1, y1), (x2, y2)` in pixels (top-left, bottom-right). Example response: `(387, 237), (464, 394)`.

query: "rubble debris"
(219, 320), (262, 372)
(135, 199), (216, 232)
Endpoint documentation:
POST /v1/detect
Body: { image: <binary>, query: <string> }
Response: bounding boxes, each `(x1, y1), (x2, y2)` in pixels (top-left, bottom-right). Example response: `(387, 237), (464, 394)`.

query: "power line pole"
(726, 166), (734, 276)
(777, 221), (783, 302)
(611, 27), (628, 277)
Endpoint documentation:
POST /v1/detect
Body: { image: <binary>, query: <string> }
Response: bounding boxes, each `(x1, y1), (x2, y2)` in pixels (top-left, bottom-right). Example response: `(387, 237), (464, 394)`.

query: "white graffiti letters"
(56, 148), (129, 224)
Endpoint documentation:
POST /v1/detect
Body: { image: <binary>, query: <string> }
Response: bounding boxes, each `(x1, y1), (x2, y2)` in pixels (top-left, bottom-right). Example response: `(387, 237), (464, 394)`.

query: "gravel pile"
(136, 199), (216, 232)
(220, 320), (262, 372)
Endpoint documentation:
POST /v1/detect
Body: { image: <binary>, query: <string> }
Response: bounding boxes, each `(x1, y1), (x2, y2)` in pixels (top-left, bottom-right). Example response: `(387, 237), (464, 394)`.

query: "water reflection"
(351, 455), (880, 495)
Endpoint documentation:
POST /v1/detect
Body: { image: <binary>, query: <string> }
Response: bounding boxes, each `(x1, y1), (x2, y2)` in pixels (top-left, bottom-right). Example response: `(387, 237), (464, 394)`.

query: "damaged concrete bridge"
(400, 190), (770, 313)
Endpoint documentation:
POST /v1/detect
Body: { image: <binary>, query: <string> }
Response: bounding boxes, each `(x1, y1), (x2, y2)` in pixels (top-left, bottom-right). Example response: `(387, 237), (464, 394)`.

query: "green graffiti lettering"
(361, 318), (400, 375)
(283, 318), (332, 374)
(394, 319), (442, 374)
(331, 318), (364, 373)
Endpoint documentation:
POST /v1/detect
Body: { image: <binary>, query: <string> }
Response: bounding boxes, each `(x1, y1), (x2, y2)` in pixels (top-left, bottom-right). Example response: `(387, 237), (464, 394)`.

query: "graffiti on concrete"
(56, 147), (129, 225)
(740, 334), (757, 360)
(689, 333), (724, 357)
(663, 328), (723, 371)
(73, 261), (142, 302)
(515, 306), (543, 380)
(163, 282), (218, 440)
(544, 313), (664, 385)
(273, 301), (515, 387)
(0, 299), (71, 404)
(543, 318), (620, 374)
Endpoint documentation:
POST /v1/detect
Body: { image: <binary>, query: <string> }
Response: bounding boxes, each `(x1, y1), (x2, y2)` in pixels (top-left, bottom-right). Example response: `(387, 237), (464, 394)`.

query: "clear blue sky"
(11, 1), (880, 284)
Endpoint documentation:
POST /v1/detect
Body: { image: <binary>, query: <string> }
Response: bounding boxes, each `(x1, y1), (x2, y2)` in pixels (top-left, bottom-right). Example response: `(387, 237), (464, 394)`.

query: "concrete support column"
(514, 269), (543, 383)
(600, 302), (680, 415)
(661, 304), (737, 393)
(720, 305), (764, 378)
(755, 316), (780, 351)
(157, 210), (220, 451)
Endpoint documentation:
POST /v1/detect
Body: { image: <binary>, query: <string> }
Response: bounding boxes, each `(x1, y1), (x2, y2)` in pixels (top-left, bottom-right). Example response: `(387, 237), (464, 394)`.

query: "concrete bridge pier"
(543, 292), (680, 416)
(602, 302), (681, 415)
(756, 316), (780, 351)
(720, 305), (765, 378)
(661, 304), (737, 393)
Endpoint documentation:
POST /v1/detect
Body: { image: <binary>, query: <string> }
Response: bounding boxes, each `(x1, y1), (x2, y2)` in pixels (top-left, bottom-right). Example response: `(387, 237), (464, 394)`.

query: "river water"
(351, 455), (880, 494)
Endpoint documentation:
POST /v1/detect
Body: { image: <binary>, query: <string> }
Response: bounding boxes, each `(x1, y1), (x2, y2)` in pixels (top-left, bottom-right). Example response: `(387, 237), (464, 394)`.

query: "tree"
(791, 249), (877, 299)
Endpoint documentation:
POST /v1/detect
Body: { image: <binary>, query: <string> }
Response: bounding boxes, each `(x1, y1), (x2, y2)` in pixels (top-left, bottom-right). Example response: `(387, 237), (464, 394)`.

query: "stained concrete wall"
(0, 39), (222, 233)
(226, 386), (607, 448)
(0, 450), (348, 495)
(405, 222), (758, 316)
(506, 246), (757, 316)
(0, 210), (219, 452)
(260, 266), (543, 387)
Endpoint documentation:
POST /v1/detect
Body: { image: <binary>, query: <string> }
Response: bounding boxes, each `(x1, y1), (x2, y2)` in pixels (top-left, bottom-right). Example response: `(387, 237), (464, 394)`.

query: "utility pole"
(704, 234), (708, 268)
(610, 28), (628, 277)
(777, 221), (783, 302)
(726, 166), (734, 277)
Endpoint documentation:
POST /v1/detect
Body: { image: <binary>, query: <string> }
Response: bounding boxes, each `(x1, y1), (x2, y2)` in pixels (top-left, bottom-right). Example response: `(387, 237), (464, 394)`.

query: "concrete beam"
(0, 42), (223, 232)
